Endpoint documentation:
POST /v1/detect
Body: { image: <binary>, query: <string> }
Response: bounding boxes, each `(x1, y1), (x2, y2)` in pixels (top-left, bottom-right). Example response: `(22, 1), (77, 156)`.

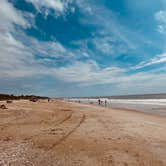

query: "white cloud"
(0, 0), (29, 34)
(155, 11), (166, 24)
(93, 36), (128, 56)
(21, 34), (71, 58)
(133, 52), (166, 70)
(0, 31), (76, 78)
(0, 0), (33, 78)
(0, 1), (73, 79)
(77, 0), (152, 55)
(26, 0), (74, 16)
(155, 10), (166, 34)
(53, 60), (129, 85)
(0, 1), (165, 87)
(1, 30), (166, 93)
(113, 73), (166, 95)
(50, 60), (166, 92)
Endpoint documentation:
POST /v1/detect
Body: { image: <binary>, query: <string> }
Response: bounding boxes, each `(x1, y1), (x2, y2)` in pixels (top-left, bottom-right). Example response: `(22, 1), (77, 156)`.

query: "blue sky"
(0, 0), (166, 97)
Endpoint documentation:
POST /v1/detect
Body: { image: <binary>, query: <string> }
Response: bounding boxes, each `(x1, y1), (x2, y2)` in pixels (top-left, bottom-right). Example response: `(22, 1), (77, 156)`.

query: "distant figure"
(104, 100), (107, 107)
(0, 104), (7, 109)
(6, 100), (12, 104)
(98, 99), (101, 105)
(30, 98), (38, 102)
(48, 98), (50, 102)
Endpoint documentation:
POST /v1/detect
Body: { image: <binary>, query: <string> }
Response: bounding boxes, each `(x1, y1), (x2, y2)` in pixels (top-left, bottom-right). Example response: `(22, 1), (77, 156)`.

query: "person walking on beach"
(105, 100), (107, 107)
(98, 99), (101, 105)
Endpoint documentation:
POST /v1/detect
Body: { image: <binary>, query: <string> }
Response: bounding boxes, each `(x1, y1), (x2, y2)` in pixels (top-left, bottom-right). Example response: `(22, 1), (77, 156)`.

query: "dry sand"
(0, 99), (166, 166)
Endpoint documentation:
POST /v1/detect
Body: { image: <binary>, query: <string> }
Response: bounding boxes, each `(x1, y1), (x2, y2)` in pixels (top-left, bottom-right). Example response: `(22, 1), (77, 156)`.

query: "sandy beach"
(0, 99), (166, 166)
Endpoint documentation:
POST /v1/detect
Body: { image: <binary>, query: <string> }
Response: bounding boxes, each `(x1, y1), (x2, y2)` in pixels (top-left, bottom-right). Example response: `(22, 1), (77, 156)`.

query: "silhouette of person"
(105, 100), (107, 107)
(98, 99), (101, 105)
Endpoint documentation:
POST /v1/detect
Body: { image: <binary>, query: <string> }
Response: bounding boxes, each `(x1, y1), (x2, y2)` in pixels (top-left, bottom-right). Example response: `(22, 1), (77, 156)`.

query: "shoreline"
(69, 98), (166, 118)
(71, 100), (166, 118)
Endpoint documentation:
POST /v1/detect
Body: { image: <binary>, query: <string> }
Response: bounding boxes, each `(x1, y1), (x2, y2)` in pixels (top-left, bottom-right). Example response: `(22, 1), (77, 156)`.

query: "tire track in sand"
(0, 110), (73, 142)
(31, 112), (86, 150)
(49, 113), (86, 149)
(24, 111), (73, 141)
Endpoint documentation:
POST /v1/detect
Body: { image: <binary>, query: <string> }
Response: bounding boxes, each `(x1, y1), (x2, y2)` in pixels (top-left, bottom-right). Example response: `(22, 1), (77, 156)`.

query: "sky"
(0, 0), (166, 97)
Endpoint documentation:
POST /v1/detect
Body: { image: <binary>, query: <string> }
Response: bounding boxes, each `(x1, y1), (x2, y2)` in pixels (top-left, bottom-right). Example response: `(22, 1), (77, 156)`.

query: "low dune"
(0, 99), (166, 166)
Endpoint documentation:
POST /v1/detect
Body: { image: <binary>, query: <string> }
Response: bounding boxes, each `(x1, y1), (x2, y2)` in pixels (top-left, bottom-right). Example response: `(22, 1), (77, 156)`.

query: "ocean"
(68, 94), (166, 116)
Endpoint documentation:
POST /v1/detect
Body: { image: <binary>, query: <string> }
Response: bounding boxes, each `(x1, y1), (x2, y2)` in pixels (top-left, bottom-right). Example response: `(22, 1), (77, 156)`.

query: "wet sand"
(0, 99), (166, 166)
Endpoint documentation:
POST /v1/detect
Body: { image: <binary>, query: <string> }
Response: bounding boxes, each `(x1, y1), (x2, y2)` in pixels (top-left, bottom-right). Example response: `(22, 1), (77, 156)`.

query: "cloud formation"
(0, 0), (29, 33)
(155, 10), (166, 34)
(26, 0), (74, 16)
(0, 0), (166, 96)
(133, 53), (166, 70)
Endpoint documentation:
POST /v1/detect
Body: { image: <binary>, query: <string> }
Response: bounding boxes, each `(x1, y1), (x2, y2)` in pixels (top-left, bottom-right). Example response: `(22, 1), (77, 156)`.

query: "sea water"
(68, 98), (166, 116)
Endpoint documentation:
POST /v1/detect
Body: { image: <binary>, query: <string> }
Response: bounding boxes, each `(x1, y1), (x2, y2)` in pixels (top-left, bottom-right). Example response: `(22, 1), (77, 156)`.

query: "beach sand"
(0, 99), (166, 166)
